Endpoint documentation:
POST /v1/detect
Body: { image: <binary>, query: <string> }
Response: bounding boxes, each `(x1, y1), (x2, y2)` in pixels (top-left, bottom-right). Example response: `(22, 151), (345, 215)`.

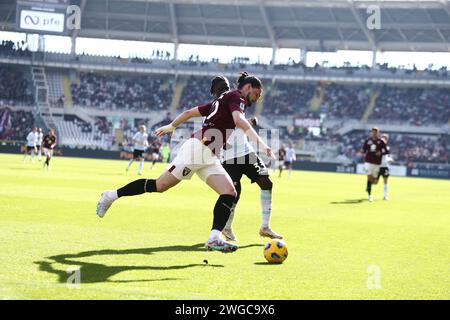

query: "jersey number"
(206, 101), (219, 120)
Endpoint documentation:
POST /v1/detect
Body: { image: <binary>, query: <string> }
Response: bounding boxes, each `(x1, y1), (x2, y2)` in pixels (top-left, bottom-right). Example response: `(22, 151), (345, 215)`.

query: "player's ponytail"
(237, 71), (262, 90)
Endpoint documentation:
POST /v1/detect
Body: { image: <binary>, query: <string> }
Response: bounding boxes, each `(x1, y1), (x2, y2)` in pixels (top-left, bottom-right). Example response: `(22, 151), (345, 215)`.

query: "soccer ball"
(264, 239), (288, 264)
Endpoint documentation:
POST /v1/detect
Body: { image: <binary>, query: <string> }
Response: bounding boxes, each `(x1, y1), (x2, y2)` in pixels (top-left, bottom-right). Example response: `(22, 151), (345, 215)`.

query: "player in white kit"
(36, 128), (43, 161)
(23, 127), (37, 163)
(126, 125), (149, 175)
(377, 134), (393, 200)
(284, 143), (297, 179)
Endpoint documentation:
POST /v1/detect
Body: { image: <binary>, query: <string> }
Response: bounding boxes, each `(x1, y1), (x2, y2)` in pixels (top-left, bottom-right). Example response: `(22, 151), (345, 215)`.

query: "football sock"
(208, 229), (221, 241)
(152, 159), (157, 167)
(126, 159), (133, 169)
(367, 181), (372, 195)
(117, 179), (156, 197)
(384, 184), (388, 197)
(260, 189), (272, 228)
(224, 203), (236, 229)
(138, 160), (143, 173)
(211, 194), (236, 232)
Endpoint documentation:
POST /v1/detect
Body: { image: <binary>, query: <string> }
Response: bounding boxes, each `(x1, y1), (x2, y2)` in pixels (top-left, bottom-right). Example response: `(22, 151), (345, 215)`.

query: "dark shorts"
(284, 161), (292, 167)
(133, 149), (145, 159)
(26, 146), (35, 152)
(36, 145), (41, 150)
(378, 167), (390, 178)
(222, 152), (269, 184)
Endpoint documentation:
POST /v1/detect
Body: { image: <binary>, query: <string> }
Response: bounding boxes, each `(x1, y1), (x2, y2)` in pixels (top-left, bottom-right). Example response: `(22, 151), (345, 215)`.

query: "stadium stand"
(71, 72), (174, 112)
(0, 65), (34, 107)
(370, 86), (450, 125)
(0, 108), (35, 141)
(264, 81), (317, 116)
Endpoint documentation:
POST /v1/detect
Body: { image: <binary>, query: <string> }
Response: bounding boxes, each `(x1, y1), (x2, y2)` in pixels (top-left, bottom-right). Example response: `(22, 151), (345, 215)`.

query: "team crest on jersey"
(239, 102), (245, 111)
(182, 167), (191, 177)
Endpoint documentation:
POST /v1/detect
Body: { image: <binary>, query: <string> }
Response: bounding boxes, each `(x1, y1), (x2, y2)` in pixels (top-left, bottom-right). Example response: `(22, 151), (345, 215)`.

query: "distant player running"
(23, 127), (37, 163)
(361, 127), (388, 202)
(96, 73), (275, 253)
(284, 143), (296, 179)
(36, 128), (43, 161)
(378, 133), (393, 200)
(125, 125), (148, 175)
(208, 74), (283, 241)
(42, 129), (57, 170)
(278, 145), (286, 177)
(149, 138), (162, 170)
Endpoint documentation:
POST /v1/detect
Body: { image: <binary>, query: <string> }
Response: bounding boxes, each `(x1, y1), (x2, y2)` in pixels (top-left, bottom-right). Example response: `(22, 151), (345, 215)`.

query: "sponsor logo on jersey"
(239, 102), (245, 111)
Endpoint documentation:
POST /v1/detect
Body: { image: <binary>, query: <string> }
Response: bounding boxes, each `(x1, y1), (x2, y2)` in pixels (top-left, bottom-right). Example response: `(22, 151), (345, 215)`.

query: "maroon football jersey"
(42, 134), (57, 149)
(279, 148), (286, 161)
(362, 138), (387, 165)
(192, 90), (247, 156)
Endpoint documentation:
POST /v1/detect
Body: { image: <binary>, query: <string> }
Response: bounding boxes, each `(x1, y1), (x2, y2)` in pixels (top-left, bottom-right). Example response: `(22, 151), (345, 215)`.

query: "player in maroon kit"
(96, 73), (276, 253)
(278, 145), (287, 178)
(42, 129), (57, 170)
(361, 127), (388, 202)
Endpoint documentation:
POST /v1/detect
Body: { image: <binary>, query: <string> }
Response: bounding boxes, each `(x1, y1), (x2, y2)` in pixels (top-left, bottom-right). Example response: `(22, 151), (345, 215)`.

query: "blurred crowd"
(71, 72), (173, 112)
(178, 76), (212, 111)
(264, 82), (317, 116)
(0, 108), (34, 140)
(0, 40), (31, 58)
(0, 65), (34, 106)
(370, 86), (450, 125)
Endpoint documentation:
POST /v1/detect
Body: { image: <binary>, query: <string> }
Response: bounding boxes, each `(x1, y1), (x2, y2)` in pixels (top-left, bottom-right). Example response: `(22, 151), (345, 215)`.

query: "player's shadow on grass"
(35, 243), (261, 284)
(329, 198), (367, 204)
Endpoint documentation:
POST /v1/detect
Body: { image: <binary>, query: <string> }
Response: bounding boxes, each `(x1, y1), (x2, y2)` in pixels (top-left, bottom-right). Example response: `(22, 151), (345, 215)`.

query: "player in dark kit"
(210, 74), (283, 241)
(361, 127), (388, 202)
(278, 145), (286, 178)
(149, 138), (162, 170)
(42, 129), (57, 170)
(96, 73), (276, 253)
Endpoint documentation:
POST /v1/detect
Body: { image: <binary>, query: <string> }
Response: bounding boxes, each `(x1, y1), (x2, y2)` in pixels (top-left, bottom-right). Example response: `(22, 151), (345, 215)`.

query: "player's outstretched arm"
(155, 107), (202, 137)
(232, 111), (276, 160)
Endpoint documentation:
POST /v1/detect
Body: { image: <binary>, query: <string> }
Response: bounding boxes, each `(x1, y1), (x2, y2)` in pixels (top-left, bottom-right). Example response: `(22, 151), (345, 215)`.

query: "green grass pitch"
(0, 153), (449, 299)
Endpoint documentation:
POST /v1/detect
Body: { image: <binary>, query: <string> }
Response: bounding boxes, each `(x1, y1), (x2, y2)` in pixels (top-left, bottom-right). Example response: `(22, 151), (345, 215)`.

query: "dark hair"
(210, 76), (230, 97)
(236, 71), (262, 90)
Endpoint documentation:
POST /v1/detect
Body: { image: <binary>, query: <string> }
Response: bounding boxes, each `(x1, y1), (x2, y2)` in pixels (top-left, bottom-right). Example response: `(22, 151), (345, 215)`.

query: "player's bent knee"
(257, 177), (273, 190)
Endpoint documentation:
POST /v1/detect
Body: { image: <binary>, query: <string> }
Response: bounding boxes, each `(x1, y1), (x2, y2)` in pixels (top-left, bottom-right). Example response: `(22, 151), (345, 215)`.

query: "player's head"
(139, 125), (146, 133)
(38, 128), (42, 133)
(48, 128), (55, 135)
(237, 71), (263, 106)
(381, 133), (389, 143)
(370, 127), (379, 139)
(210, 76), (230, 98)
(32, 127), (37, 132)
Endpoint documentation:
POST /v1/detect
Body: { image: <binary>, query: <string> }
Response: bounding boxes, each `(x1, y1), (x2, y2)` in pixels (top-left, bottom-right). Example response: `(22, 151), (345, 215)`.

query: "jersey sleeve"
(197, 102), (212, 117)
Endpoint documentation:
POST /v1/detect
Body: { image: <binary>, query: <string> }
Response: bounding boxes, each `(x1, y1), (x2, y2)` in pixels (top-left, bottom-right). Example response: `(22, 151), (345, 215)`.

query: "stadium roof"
(1, 0), (450, 52)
